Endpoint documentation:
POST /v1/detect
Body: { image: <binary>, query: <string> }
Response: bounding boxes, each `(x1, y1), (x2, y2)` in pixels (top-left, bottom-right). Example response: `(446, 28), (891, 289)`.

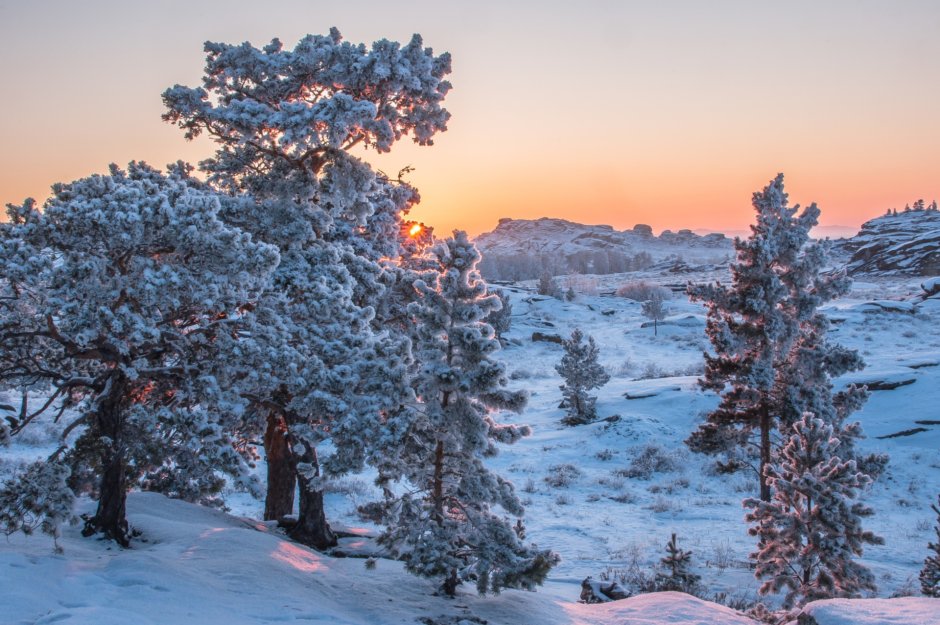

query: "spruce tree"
(921, 494), (940, 597)
(744, 413), (883, 608)
(653, 533), (701, 594)
(379, 231), (558, 595)
(556, 328), (610, 426)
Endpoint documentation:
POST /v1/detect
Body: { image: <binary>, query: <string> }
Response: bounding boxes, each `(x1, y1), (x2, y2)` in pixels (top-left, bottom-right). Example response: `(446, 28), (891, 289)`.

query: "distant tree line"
(478, 249), (654, 281)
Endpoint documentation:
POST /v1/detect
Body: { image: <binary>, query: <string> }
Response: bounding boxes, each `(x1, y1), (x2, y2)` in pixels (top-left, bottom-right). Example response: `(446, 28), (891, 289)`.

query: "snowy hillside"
(3, 271), (939, 625)
(840, 210), (940, 276)
(2, 493), (935, 625)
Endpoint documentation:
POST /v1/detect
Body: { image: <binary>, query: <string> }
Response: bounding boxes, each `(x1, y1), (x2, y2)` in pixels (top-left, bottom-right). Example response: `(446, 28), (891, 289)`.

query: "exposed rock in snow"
(841, 210), (940, 276)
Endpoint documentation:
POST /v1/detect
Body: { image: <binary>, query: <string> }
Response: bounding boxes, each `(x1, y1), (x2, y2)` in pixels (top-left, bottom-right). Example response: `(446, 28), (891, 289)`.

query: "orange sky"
(2, 1), (938, 237)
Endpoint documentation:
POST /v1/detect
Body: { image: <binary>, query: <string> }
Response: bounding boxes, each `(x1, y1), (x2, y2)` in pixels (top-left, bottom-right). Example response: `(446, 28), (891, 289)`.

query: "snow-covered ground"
(2, 270), (939, 624)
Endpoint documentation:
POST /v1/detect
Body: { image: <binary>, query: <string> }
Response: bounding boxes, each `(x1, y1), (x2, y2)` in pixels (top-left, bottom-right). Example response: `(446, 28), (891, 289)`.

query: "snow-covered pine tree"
(0, 162), (278, 546)
(744, 412), (883, 608)
(163, 28), (451, 548)
(921, 494), (940, 597)
(688, 174), (831, 502)
(537, 270), (560, 298)
(379, 231), (558, 596)
(556, 328), (610, 425)
(653, 533), (701, 594)
(641, 291), (668, 337)
(485, 289), (513, 345)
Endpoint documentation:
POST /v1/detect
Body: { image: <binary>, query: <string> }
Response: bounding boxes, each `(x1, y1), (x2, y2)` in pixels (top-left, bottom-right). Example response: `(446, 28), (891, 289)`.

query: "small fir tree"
(744, 413), (883, 608)
(653, 533), (701, 594)
(485, 289), (513, 346)
(556, 329), (610, 426)
(537, 270), (560, 298)
(379, 231), (558, 595)
(920, 494), (940, 597)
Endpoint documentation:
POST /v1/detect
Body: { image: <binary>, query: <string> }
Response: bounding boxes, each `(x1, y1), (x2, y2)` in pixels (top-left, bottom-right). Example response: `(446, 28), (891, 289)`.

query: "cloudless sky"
(1, 0), (938, 236)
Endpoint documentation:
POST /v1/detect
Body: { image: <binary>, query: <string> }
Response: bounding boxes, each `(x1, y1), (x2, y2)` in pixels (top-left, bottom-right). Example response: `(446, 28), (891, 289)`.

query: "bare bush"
(544, 463), (582, 488)
(616, 281), (672, 302)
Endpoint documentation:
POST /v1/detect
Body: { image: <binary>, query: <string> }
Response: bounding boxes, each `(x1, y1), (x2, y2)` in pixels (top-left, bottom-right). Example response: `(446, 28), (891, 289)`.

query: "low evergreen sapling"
(920, 494), (940, 597)
(556, 329), (610, 425)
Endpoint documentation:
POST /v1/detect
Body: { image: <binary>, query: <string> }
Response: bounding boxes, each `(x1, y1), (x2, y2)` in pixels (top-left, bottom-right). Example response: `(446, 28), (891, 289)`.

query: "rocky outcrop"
(842, 210), (940, 276)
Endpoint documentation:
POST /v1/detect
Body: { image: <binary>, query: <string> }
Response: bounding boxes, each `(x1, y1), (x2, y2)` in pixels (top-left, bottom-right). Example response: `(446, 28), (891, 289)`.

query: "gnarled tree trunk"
(82, 376), (131, 547)
(288, 438), (336, 550)
(263, 411), (296, 521)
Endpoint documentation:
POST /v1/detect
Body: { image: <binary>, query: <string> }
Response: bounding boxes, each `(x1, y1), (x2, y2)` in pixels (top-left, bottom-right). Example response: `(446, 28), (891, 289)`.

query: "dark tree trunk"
(82, 377), (131, 547)
(263, 411), (295, 521)
(288, 440), (336, 550)
(442, 569), (459, 597)
(759, 407), (771, 503)
(432, 439), (445, 525)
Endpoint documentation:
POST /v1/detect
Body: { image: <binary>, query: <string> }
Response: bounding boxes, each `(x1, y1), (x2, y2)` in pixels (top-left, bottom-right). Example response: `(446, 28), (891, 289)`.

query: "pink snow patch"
(562, 591), (755, 625)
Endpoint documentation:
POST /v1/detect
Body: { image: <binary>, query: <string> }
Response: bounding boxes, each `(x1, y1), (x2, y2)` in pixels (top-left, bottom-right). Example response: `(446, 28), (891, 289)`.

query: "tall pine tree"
(163, 28), (451, 548)
(0, 163), (278, 545)
(687, 174), (867, 501)
(379, 231), (558, 595)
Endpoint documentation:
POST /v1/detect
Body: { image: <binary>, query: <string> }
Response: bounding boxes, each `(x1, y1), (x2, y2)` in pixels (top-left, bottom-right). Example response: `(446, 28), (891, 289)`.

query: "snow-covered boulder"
(793, 596), (939, 625)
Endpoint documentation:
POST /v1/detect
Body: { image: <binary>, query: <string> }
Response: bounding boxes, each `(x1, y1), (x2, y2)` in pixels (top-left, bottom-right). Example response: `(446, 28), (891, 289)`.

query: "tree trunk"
(82, 377), (131, 547)
(432, 439), (445, 526)
(288, 441), (336, 550)
(263, 411), (295, 521)
(759, 407), (771, 502)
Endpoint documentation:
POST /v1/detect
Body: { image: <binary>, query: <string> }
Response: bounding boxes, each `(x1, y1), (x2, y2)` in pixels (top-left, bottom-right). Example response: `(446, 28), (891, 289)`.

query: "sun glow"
(408, 224), (423, 237)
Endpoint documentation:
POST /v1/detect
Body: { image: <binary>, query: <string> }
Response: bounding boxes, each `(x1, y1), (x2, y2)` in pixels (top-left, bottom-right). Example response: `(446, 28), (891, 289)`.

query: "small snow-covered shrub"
(619, 444), (679, 479)
(613, 359), (638, 377)
(648, 496), (674, 513)
(616, 281), (672, 302)
(637, 362), (668, 380)
(555, 494), (572, 506)
(595, 449), (615, 461)
(609, 491), (637, 504)
(544, 463), (582, 488)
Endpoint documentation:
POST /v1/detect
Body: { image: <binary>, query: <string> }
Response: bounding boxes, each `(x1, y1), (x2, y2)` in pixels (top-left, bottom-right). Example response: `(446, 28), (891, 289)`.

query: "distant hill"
(474, 212), (940, 279)
(473, 217), (732, 280)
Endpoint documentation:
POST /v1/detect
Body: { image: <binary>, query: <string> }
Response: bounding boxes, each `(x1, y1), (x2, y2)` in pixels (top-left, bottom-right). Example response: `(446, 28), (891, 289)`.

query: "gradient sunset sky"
(1, 0), (938, 236)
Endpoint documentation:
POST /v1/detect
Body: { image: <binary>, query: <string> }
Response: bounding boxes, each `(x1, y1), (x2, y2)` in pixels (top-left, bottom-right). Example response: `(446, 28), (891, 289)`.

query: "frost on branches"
(379, 232), (559, 596)
(744, 413), (883, 608)
(687, 174), (873, 501)
(0, 162), (278, 546)
(556, 328), (609, 425)
(162, 28), (451, 549)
